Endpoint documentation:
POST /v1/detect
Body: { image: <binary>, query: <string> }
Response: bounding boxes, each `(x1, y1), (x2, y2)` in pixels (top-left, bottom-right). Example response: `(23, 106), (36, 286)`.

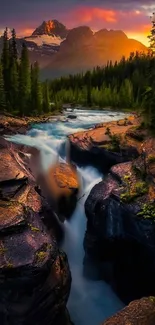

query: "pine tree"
(42, 80), (50, 113)
(86, 71), (92, 106)
(19, 43), (31, 115)
(10, 58), (19, 110)
(30, 61), (42, 115)
(11, 28), (18, 60)
(1, 27), (10, 108)
(9, 29), (18, 111)
(0, 63), (6, 109)
(148, 13), (155, 54)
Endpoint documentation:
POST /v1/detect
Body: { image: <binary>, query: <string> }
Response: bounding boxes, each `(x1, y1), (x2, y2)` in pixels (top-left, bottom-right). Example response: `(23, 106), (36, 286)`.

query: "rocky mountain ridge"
(0, 20), (147, 78)
(32, 19), (69, 38)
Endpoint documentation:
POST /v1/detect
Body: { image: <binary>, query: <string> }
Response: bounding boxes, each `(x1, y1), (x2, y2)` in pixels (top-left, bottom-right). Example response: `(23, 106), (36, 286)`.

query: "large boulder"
(0, 200), (71, 324)
(1, 138), (80, 221)
(102, 297), (155, 325)
(84, 151), (155, 302)
(38, 162), (80, 220)
(0, 138), (72, 324)
(68, 117), (141, 171)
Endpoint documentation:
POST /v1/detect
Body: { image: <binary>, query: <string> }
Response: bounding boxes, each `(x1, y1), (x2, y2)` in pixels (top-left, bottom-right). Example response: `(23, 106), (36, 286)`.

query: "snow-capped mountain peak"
(32, 20), (68, 39)
(25, 34), (64, 47)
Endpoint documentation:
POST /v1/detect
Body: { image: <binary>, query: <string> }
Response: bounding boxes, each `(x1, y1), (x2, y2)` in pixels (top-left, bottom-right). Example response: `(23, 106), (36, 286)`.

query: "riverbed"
(8, 109), (128, 325)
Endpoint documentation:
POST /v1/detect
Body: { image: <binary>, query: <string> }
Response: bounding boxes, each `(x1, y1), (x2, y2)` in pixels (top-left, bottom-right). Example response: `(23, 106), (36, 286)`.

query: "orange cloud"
(75, 7), (117, 24)
(17, 28), (34, 37)
(14, 6), (151, 47)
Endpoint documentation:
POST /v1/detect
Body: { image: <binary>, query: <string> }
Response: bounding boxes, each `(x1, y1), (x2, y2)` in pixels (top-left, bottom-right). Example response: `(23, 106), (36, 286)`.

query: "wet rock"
(102, 297), (155, 325)
(0, 139), (72, 324)
(0, 114), (55, 136)
(68, 117), (139, 171)
(39, 162), (80, 220)
(84, 159), (155, 302)
(67, 115), (77, 119)
(0, 200), (71, 325)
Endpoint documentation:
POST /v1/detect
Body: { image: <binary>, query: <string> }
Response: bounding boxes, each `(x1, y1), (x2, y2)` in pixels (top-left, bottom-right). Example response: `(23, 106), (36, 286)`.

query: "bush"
(148, 154), (155, 164)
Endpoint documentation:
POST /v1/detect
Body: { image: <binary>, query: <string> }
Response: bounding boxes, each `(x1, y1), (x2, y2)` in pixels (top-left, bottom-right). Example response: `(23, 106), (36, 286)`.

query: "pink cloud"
(74, 7), (117, 23)
(12, 5), (151, 46)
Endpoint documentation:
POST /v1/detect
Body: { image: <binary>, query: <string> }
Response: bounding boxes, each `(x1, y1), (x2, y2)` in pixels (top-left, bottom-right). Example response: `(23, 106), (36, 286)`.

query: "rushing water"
(8, 109), (127, 325)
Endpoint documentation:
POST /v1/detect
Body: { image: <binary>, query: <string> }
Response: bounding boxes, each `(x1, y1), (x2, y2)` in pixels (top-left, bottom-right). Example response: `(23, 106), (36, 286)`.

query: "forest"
(49, 51), (155, 129)
(0, 28), (50, 116)
(0, 23), (155, 130)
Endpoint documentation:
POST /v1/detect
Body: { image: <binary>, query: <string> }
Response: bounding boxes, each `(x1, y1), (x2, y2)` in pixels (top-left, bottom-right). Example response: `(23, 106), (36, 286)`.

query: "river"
(8, 109), (127, 325)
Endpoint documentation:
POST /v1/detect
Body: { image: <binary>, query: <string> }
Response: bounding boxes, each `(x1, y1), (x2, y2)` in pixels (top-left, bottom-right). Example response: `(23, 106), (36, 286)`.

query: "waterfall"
(8, 110), (126, 325)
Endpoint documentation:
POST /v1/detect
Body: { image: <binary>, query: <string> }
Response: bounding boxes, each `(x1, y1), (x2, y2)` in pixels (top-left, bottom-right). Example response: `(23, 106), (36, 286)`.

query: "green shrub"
(148, 154), (155, 164)
(120, 181), (148, 203)
(137, 203), (155, 219)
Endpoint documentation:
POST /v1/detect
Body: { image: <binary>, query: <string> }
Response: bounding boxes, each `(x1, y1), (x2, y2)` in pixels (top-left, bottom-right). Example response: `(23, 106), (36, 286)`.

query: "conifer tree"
(11, 28), (18, 60)
(1, 27), (10, 108)
(9, 29), (19, 110)
(42, 80), (50, 113)
(30, 61), (42, 115)
(19, 43), (31, 115)
(0, 63), (6, 109)
(10, 58), (19, 110)
(86, 71), (92, 106)
(148, 13), (155, 54)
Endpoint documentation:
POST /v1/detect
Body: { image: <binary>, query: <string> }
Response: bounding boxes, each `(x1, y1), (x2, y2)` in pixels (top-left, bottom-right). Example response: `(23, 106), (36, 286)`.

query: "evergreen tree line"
(49, 51), (155, 129)
(0, 28), (50, 116)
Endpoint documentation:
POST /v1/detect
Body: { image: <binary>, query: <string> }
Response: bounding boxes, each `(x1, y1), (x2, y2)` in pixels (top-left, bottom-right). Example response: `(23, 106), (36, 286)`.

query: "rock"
(84, 157), (155, 302)
(0, 139), (72, 324)
(0, 200), (71, 325)
(39, 162), (80, 220)
(68, 117), (139, 171)
(0, 115), (54, 136)
(102, 297), (155, 325)
(67, 115), (77, 119)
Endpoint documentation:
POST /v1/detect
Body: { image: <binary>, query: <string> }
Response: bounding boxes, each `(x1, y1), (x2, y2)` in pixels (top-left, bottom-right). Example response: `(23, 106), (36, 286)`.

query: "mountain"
(41, 26), (147, 79)
(0, 22), (147, 78)
(32, 20), (68, 38)
(24, 20), (68, 54)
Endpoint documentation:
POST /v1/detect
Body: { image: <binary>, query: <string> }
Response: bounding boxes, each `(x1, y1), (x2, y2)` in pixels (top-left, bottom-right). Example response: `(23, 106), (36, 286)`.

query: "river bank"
(0, 113), (59, 135)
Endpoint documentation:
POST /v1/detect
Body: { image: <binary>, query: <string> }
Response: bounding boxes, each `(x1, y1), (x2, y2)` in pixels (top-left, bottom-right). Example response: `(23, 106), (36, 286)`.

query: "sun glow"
(127, 32), (149, 46)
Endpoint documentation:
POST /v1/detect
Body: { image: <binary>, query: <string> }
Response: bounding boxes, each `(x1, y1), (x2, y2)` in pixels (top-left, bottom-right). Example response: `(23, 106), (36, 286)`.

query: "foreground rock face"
(68, 116), (141, 171)
(102, 297), (155, 325)
(84, 137), (155, 302)
(0, 138), (72, 324)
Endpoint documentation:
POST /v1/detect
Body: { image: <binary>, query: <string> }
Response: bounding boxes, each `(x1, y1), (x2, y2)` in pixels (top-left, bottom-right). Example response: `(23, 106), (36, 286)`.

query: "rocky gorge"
(1, 111), (155, 324)
(69, 115), (155, 323)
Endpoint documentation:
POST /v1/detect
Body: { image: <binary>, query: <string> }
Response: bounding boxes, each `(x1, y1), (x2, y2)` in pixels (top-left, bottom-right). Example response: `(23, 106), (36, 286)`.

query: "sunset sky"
(0, 0), (154, 46)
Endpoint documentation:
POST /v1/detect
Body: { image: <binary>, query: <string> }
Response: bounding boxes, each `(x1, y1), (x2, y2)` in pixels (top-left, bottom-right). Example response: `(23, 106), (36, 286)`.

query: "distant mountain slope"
(25, 34), (63, 46)
(41, 26), (147, 79)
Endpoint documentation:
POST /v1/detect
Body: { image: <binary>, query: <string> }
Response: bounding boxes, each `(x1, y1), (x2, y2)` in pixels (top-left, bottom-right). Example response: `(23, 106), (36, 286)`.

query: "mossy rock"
(0, 200), (26, 234)
(0, 200), (57, 278)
